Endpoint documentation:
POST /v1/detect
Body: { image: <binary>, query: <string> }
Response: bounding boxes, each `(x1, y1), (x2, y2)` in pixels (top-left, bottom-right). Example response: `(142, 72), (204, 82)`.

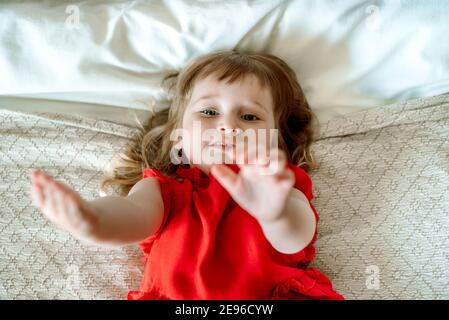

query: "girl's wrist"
(257, 207), (289, 230)
(77, 201), (104, 243)
(252, 196), (290, 226)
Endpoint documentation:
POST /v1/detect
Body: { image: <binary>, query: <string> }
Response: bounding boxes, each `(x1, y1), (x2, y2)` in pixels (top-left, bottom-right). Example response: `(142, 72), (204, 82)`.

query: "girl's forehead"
(194, 73), (264, 90)
(189, 74), (273, 106)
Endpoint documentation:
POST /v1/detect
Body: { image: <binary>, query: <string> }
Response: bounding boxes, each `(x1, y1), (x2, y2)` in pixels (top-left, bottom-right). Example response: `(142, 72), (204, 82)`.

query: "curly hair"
(99, 49), (319, 197)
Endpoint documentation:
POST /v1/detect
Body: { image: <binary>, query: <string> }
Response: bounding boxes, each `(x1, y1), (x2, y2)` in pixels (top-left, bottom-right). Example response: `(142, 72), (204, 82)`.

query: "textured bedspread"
(1, 94), (448, 299)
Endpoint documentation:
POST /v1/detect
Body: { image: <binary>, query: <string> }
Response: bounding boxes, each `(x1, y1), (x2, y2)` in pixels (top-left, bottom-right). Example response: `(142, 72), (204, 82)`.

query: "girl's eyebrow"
(192, 95), (219, 105)
(192, 95), (268, 113)
(243, 101), (268, 113)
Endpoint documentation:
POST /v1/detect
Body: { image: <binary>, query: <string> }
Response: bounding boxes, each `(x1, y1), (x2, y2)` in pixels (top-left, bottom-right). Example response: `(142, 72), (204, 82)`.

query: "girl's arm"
(211, 147), (316, 255)
(258, 188), (316, 254)
(88, 178), (164, 246)
(30, 170), (164, 247)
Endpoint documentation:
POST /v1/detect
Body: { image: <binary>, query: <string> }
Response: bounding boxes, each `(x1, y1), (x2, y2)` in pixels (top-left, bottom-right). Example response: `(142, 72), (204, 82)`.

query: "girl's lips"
(207, 142), (235, 148)
(205, 143), (237, 158)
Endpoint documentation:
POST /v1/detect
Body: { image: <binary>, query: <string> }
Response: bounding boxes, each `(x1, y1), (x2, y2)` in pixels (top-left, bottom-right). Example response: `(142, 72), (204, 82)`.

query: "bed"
(1, 0), (448, 299)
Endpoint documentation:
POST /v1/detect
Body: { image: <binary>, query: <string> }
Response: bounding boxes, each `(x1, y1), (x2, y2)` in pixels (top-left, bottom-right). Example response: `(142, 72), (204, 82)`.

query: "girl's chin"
(184, 146), (245, 166)
(189, 155), (237, 166)
(191, 159), (237, 166)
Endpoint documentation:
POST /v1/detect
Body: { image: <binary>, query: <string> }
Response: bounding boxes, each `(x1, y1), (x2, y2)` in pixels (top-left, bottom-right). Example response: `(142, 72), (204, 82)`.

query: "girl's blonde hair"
(100, 49), (319, 197)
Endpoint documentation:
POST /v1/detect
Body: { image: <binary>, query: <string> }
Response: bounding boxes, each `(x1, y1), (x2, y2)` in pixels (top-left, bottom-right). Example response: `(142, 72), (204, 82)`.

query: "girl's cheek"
(198, 119), (217, 134)
(190, 115), (213, 126)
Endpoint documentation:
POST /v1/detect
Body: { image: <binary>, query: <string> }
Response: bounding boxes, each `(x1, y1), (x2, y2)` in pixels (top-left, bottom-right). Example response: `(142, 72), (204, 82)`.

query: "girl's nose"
(219, 126), (242, 136)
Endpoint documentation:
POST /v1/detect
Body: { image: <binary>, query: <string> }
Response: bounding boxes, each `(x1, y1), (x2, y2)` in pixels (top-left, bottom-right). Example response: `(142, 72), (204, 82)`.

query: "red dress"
(127, 163), (344, 300)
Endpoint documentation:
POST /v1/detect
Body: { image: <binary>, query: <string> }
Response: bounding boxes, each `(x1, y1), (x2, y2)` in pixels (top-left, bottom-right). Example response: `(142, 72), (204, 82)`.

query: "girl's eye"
(200, 109), (219, 116)
(241, 114), (259, 121)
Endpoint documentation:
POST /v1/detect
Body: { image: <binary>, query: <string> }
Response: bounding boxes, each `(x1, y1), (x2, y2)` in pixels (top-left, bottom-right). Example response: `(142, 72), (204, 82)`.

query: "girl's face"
(179, 74), (276, 173)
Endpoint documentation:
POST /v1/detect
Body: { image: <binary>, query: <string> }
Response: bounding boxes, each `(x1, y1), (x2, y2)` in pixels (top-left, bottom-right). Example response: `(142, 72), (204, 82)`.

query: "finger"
(234, 143), (254, 164)
(31, 170), (44, 188)
(253, 148), (282, 176)
(30, 185), (43, 208)
(52, 181), (69, 219)
(210, 164), (240, 194)
(34, 170), (52, 187)
(65, 194), (83, 229)
(34, 181), (60, 224)
(265, 148), (287, 175)
(39, 178), (51, 210)
(235, 146), (262, 171)
(30, 169), (40, 180)
(51, 178), (71, 195)
(31, 183), (44, 206)
(237, 146), (277, 179)
(41, 179), (59, 217)
(55, 184), (86, 229)
(52, 178), (83, 205)
(43, 179), (59, 218)
(30, 169), (37, 182)
(277, 167), (295, 188)
(256, 153), (270, 167)
(50, 176), (89, 224)
(45, 177), (67, 220)
(40, 173), (72, 204)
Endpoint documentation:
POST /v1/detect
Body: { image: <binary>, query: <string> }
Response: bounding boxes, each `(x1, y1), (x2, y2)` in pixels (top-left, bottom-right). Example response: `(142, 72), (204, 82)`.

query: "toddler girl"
(30, 50), (344, 300)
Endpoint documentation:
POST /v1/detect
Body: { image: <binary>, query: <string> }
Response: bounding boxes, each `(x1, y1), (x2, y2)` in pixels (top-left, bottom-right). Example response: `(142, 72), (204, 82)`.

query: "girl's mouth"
(207, 142), (235, 148)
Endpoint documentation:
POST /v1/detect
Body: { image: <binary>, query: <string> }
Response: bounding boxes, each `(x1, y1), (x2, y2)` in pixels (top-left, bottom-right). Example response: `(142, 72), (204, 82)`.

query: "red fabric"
(127, 163), (344, 300)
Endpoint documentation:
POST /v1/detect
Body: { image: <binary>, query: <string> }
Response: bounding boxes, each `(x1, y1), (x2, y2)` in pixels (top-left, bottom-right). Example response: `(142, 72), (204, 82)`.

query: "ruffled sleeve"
(138, 168), (171, 256)
(270, 267), (344, 300)
(288, 164), (314, 201)
(269, 167), (344, 299)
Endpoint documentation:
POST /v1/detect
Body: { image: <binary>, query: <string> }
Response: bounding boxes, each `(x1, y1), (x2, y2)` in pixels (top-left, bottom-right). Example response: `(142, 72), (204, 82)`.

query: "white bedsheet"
(1, 0), (448, 124)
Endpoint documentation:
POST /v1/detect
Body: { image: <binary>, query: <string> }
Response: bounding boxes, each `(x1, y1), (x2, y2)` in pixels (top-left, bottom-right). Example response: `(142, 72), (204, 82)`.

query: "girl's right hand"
(29, 169), (100, 242)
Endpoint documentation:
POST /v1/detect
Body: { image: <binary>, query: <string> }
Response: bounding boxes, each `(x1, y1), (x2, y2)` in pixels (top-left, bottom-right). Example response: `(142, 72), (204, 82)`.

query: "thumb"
(210, 164), (240, 194)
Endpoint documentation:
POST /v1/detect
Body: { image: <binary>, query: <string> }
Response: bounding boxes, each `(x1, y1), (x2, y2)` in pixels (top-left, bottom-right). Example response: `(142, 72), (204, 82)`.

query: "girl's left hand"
(211, 147), (295, 223)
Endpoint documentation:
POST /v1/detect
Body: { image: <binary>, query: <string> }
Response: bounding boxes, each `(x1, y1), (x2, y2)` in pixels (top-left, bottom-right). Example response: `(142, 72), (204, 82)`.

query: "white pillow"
(266, 0), (449, 122)
(0, 0), (448, 123)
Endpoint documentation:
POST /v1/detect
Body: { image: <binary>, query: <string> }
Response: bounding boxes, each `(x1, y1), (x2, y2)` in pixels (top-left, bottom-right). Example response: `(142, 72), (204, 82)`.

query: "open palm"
(211, 148), (295, 223)
(29, 169), (99, 241)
